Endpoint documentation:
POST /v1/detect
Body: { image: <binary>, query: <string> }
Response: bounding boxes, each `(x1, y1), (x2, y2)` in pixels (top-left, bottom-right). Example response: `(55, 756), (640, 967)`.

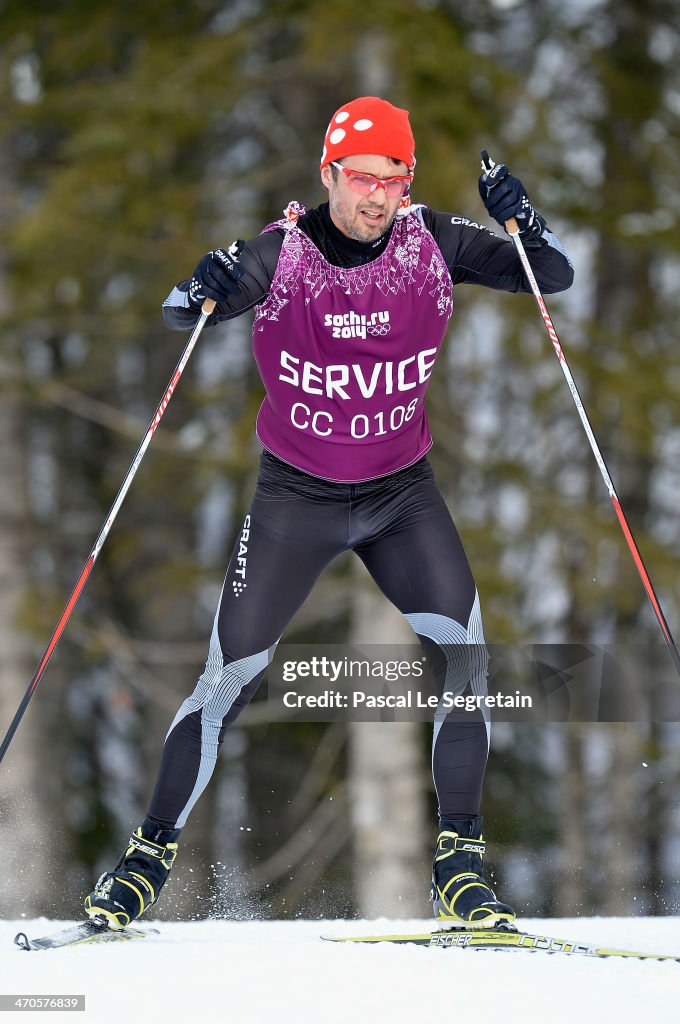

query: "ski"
(322, 924), (680, 962)
(14, 920), (159, 951)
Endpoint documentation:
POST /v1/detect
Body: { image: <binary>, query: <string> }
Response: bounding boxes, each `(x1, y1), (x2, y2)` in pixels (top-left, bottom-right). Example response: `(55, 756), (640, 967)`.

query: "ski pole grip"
(481, 150), (520, 236)
(202, 298), (216, 314)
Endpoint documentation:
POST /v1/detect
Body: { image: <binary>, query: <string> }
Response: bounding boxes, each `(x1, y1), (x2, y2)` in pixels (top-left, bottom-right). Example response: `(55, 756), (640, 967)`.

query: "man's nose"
(368, 183), (388, 202)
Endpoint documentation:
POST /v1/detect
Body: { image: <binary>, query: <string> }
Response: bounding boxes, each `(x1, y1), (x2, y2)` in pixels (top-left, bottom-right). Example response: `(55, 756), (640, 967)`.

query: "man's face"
(321, 154), (409, 243)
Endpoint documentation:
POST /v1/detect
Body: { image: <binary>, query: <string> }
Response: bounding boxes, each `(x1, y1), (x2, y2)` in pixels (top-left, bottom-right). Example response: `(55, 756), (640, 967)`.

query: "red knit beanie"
(320, 96), (415, 170)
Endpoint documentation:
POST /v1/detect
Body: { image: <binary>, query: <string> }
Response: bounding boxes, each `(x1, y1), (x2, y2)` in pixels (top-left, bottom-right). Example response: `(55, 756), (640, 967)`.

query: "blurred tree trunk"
(603, 726), (637, 914)
(556, 728), (588, 915)
(0, 373), (54, 915)
(588, 1), (662, 913)
(348, 563), (429, 918)
(644, 719), (664, 915)
(0, 131), (60, 914)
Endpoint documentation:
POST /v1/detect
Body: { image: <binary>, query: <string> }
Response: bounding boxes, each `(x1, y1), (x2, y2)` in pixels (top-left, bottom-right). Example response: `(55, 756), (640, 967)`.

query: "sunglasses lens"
(343, 171), (410, 197)
(345, 173), (375, 194)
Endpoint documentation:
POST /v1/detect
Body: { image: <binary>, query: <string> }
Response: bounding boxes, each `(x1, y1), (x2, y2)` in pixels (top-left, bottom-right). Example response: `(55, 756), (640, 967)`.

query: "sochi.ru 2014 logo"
(324, 311), (390, 340)
(232, 514), (250, 597)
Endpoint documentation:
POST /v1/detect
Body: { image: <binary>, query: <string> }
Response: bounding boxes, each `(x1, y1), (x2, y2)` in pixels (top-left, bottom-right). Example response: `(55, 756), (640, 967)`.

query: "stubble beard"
(329, 195), (396, 243)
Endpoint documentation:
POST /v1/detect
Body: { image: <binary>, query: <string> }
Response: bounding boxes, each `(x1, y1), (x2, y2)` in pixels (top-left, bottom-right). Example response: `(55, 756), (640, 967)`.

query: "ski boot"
(431, 815), (515, 928)
(84, 817), (181, 930)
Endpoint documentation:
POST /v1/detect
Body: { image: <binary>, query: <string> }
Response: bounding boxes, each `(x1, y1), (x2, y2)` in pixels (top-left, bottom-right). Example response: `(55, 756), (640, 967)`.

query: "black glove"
(478, 164), (545, 245)
(188, 241), (245, 309)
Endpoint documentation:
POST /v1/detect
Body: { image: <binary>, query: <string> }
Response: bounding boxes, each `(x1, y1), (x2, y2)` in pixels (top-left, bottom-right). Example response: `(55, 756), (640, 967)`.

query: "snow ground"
(1, 917), (678, 1024)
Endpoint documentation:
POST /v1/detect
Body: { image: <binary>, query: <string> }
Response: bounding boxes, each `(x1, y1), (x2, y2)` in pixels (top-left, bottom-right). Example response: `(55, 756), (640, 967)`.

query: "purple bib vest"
(252, 205), (453, 482)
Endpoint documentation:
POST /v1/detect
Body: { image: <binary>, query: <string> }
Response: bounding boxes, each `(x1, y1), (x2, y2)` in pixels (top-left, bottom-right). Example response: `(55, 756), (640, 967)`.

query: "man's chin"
(350, 214), (393, 243)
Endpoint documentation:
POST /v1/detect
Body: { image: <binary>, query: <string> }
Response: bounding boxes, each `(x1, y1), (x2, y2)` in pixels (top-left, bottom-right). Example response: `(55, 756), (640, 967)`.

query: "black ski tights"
(148, 452), (489, 829)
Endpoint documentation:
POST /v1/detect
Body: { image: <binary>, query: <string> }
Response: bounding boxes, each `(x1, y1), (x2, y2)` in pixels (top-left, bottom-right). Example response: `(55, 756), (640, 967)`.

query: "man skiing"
(85, 96), (573, 930)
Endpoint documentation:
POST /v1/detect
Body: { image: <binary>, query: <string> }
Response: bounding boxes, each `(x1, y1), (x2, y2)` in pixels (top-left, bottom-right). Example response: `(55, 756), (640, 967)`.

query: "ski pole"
(0, 296), (217, 768)
(481, 150), (680, 679)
